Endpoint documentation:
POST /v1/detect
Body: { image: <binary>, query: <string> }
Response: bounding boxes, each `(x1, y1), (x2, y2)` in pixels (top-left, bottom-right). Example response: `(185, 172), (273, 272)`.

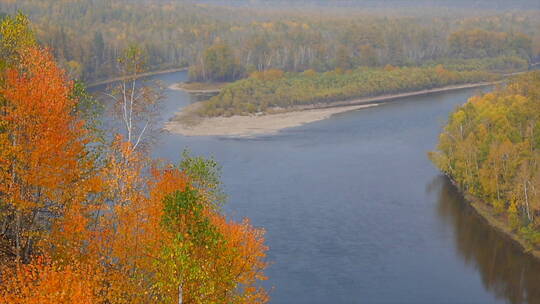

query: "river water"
(130, 71), (540, 304)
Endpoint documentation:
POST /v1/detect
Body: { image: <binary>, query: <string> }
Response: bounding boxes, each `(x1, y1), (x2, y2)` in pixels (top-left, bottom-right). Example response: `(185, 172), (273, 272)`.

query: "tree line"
(195, 61), (504, 117)
(430, 71), (540, 249)
(0, 13), (269, 303)
(0, 0), (539, 83)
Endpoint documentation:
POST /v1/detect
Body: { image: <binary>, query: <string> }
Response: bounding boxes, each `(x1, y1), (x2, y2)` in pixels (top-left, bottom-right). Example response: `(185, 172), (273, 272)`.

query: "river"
(115, 71), (540, 304)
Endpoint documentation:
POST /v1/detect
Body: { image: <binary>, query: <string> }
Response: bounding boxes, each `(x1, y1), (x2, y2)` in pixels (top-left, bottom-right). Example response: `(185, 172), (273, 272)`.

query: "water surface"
(145, 71), (540, 304)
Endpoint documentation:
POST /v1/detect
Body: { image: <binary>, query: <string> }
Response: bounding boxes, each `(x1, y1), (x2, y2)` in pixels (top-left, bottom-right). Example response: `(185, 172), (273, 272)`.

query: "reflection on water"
(430, 176), (540, 304)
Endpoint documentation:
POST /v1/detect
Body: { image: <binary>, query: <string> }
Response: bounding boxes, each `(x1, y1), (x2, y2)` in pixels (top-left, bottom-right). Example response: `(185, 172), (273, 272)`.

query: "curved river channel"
(110, 71), (540, 304)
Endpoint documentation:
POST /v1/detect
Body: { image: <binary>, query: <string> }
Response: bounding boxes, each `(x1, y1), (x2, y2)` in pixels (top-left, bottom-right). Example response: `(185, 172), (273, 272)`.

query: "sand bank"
(168, 82), (226, 94)
(165, 104), (378, 137)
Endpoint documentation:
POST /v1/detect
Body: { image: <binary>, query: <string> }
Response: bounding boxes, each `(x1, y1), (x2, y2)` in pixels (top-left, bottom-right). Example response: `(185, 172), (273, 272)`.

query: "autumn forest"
(1, 0), (540, 303)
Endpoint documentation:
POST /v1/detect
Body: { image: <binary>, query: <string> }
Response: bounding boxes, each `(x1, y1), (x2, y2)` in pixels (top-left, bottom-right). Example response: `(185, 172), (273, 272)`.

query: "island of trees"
(0, 14), (269, 303)
(195, 61), (506, 117)
(430, 71), (540, 253)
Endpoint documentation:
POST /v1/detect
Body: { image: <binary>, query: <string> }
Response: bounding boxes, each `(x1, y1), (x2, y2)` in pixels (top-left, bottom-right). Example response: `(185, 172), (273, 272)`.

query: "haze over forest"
(196, 0), (540, 9)
(1, 1), (540, 303)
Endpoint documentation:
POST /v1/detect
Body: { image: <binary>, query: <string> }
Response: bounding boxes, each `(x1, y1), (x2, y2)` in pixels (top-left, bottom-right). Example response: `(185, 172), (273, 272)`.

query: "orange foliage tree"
(147, 166), (269, 303)
(0, 45), (97, 264)
(0, 14), (269, 304)
(48, 139), (270, 304)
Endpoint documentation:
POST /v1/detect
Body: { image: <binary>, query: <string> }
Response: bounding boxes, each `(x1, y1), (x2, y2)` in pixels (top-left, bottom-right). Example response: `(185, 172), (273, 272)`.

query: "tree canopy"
(196, 62), (501, 117)
(430, 71), (540, 248)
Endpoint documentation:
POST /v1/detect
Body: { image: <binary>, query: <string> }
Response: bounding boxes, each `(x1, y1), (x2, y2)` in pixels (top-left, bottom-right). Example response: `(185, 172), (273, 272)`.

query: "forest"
(195, 61), (504, 116)
(0, 13), (269, 303)
(0, 0), (539, 83)
(430, 71), (540, 249)
(1, 0), (540, 302)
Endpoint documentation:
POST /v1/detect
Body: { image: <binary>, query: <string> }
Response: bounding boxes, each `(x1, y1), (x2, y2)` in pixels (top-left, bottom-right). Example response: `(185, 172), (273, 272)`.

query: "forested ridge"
(430, 71), (540, 250)
(0, 14), (269, 303)
(0, 0), (539, 83)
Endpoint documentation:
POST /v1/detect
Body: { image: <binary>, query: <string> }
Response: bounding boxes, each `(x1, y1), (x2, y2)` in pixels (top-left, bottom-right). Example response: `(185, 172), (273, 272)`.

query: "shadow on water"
(429, 176), (540, 304)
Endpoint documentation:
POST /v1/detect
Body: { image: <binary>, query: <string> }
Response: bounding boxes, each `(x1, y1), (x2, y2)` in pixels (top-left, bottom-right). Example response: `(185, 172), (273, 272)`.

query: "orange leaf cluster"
(0, 256), (105, 304)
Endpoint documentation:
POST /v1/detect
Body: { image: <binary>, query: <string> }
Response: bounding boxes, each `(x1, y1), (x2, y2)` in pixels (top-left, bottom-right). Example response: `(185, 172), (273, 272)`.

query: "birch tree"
(105, 45), (163, 153)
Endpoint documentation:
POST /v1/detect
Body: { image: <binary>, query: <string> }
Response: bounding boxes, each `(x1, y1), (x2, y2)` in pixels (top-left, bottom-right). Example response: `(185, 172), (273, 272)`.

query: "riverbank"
(87, 67), (187, 88)
(165, 103), (378, 137)
(166, 81), (498, 137)
(450, 178), (540, 260)
(168, 81), (228, 93)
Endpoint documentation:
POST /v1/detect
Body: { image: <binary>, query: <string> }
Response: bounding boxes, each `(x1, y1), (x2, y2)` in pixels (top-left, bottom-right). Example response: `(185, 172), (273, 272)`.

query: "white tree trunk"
(178, 284), (183, 304)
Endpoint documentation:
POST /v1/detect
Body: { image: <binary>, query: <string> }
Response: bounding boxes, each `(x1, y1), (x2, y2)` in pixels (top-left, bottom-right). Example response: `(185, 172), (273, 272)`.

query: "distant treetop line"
(0, 0), (538, 83)
(193, 0), (540, 10)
